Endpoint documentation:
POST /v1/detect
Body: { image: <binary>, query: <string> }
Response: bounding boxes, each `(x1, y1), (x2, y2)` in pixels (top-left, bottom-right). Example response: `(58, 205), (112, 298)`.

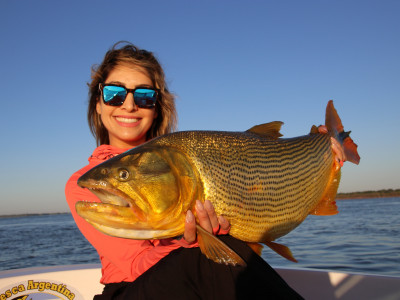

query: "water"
(0, 214), (99, 270)
(1, 198), (399, 277)
(264, 197), (400, 276)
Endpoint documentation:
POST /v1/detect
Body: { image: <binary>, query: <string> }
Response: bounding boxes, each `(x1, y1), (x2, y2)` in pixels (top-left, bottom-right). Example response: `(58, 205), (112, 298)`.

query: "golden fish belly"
(153, 131), (335, 243)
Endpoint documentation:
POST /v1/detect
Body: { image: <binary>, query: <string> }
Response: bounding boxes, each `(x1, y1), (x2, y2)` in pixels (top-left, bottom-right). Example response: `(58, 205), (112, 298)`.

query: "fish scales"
(76, 100), (360, 265)
(150, 130), (334, 242)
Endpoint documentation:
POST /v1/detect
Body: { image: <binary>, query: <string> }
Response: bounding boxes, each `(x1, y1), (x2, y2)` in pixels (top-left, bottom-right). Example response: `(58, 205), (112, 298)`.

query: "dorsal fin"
(310, 125), (319, 134)
(246, 121), (283, 139)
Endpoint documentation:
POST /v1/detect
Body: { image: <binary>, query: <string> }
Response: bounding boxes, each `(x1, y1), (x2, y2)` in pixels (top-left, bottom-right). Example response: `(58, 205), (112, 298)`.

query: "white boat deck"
(1, 264), (399, 300)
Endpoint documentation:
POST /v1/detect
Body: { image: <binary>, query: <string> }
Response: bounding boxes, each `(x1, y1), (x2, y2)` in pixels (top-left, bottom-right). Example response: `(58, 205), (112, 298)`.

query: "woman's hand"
(318, 125), (345, 166)
(183, 200), (230, 244)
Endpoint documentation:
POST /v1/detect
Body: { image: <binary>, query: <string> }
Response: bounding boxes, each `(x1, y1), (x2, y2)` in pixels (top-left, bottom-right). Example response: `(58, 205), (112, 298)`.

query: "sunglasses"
(99, 84), (159, 108)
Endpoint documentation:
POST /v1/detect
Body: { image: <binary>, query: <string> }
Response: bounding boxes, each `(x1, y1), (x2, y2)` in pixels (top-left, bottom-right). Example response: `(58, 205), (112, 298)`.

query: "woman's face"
(96, 64), (157, 149)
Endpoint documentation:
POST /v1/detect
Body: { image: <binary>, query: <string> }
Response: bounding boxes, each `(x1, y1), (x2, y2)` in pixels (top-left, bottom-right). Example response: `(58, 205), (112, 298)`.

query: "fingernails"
(186, 210), (194, 223)
(196, 200), (204, 212)
(204, 200), (214, 211)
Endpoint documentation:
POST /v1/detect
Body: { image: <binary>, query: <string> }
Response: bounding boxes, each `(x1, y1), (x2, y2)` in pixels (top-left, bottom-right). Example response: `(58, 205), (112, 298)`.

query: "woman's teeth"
(116, 117), (139, 123)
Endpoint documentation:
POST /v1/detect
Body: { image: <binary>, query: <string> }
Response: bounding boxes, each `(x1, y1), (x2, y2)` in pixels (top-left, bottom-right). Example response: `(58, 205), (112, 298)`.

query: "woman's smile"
(114, 116), (142, 126)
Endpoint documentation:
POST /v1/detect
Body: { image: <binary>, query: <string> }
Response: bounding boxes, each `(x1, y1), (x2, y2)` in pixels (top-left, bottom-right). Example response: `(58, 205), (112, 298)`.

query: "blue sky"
(1, 0), (399, 215)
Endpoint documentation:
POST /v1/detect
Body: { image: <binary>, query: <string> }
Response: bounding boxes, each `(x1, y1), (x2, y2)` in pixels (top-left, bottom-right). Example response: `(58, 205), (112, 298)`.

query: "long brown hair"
(87, 41), (177, 146)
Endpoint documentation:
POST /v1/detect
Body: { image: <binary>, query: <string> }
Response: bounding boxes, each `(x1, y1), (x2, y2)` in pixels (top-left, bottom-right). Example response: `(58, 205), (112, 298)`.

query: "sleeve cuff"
(171, 237), (199, 248)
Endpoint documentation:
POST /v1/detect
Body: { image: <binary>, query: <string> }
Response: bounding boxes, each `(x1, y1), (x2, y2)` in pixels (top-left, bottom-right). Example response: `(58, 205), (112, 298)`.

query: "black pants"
(94, 236), (304, 300)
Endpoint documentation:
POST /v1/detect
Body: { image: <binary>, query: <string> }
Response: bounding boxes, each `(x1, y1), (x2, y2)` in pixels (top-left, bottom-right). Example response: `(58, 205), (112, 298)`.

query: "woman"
(66, 42), (304, 299)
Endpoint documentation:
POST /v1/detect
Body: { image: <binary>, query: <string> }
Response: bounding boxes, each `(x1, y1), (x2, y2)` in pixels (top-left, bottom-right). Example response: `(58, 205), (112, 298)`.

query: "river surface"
(1, 197), (399, 277)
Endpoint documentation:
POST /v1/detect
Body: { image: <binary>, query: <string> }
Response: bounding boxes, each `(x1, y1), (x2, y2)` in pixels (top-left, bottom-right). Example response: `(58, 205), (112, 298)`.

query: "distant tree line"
(336, 188), (400, 199)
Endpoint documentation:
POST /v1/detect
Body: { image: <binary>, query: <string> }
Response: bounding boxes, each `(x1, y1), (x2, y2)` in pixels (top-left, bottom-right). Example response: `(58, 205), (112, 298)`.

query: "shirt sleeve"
(65, 169), (198, 284)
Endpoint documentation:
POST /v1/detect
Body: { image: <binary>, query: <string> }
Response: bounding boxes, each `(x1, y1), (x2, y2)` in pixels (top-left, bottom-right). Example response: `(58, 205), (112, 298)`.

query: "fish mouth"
(77, 178), (148, 223)
(78, 178), (133, 207)
(90, 187), (131, 207)
(76, 179), (184, 239)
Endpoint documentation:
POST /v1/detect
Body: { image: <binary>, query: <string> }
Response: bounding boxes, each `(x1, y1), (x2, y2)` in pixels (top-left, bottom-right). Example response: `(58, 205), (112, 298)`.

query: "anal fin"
(247, 242), (264, 256)
(265, 241), (298, 263)
(196, 225), (246, 267)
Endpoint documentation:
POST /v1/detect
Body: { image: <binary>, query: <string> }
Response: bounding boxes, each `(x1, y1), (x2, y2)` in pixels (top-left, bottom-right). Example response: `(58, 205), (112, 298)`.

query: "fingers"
(204, 200), (220, 231)
(183, 200), (231, 243)
(318, 125), (328, 134)
(182, 201), (213, 244)
(318, 126), (345, 166)
(331, 137), (345, 165)
(218, 215), (230, 232)
(183, 210), (196, 243)
(195, 200), (213, 233)
(196, 200), (231, 234)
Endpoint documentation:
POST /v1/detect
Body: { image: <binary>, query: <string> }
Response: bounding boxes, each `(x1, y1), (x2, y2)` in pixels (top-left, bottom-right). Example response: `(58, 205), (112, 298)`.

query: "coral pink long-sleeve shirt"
(65, 145), (197, 284)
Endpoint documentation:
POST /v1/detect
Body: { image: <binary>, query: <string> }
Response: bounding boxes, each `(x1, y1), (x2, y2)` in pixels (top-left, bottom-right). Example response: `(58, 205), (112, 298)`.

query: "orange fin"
(246, 121), (283, 139)
(325, 100), (360, 165)
(309, 125), (319, 134)
(265, 241), (298, 263)
(247, 242), (264, 256)
(310, 168), (341, 216)
(196, 225), (246, 266)
(343, 136), (360, 165)
(325, 100), (344, 135)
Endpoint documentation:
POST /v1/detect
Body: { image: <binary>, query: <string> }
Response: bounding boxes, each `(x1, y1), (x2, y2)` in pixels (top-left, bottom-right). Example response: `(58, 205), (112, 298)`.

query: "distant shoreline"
(0, 212), (70, 219)
(336, 189), (400, 200)
(1, 189), (399, 218)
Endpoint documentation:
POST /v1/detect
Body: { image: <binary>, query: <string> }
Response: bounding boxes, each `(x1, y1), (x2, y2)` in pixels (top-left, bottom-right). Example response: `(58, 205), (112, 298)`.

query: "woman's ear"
(96, 99), (102, 115)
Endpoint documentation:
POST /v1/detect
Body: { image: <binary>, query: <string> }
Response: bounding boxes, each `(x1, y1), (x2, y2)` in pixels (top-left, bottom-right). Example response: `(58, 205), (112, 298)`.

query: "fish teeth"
(91, 188), (130, 207)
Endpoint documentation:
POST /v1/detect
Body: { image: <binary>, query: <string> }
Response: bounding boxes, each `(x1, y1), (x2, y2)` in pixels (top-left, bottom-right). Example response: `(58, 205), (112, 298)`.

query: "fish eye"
(118, 169), (130, 181)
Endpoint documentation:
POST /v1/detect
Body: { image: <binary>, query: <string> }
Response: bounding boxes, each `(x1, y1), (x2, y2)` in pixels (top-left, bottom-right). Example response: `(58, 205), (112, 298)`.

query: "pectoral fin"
(196, 225), (246, 267)
(265, 241), (298, 263)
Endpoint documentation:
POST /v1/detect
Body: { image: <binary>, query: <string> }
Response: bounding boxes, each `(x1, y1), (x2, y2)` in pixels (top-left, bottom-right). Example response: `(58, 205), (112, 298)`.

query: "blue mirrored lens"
(103, 86), (126, 103)
(134, 89), (157, 107)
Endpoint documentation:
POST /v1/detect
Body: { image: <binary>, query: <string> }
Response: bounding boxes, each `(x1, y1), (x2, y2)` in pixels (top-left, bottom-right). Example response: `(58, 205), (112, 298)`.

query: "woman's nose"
(121, 92), (138, 111)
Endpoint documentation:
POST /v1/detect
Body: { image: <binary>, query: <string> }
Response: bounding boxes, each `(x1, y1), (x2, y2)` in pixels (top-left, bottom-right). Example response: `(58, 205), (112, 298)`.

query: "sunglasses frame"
(99, 83), (159, 108)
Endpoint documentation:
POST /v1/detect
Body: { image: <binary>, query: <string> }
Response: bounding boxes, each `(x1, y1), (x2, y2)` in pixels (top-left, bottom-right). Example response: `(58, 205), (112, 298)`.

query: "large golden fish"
(76, 100), (360, 266)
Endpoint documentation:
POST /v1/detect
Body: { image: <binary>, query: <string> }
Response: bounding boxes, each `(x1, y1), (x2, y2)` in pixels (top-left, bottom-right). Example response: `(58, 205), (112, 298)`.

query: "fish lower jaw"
(92, 222), (181, 239)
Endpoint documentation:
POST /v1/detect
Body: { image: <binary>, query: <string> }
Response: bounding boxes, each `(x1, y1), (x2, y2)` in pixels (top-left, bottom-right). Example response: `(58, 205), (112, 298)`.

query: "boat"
(1, 264), (399, 299)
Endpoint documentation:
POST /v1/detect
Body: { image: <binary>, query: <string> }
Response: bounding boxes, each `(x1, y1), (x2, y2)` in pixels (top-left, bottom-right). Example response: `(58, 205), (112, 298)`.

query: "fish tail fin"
(325, 100), (360, 165)
(196, 225), (246, 266)
(342, 136), (360, 165)
(264, 241), (298, 263)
